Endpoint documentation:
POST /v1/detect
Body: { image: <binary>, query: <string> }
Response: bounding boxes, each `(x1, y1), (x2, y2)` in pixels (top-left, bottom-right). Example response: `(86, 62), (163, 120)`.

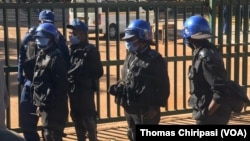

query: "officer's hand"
(108, 84), (118, 96)
(143, 107), (157, 119)
(108, 81), (125, 96)
(18, 77), (25, 86)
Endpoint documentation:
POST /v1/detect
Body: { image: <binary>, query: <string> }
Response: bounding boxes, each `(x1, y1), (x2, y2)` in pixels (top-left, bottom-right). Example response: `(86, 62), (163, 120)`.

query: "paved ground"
(65, 111), (250, 141)
(17, 111), (250, 141)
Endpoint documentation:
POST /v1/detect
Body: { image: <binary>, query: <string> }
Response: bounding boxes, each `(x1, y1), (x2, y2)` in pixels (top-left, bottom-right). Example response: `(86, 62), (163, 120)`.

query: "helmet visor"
(122, 30), (137, 40)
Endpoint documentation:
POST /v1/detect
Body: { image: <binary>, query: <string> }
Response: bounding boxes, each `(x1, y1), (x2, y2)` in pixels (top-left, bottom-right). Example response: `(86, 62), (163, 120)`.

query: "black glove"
(108, 81), (125, 96)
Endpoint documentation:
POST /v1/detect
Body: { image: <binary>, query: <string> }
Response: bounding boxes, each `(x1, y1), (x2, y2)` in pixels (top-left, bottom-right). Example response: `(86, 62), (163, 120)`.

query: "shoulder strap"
(147, 50), (160, 60)
(192, 49), (202, 71)
(192, 47), (213, 71)
(85, 44), (95, 52)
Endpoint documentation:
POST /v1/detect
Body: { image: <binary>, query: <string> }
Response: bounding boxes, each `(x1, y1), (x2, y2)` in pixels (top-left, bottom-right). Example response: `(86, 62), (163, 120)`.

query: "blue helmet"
(122, 19), (152, 42)
(34, 23), (58, 43)
(39, 10), (55, 23)
(181, 15), (215, 40)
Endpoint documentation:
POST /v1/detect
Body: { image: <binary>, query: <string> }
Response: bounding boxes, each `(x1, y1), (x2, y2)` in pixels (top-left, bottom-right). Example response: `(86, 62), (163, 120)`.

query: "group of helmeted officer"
(18, 9), (103, 141)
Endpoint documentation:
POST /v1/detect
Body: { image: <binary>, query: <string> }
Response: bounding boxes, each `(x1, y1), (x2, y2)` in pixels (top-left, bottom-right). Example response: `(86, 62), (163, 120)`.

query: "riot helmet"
(34, 23), (58, 49)
(123, 19), (152, 43)
(182, 15), (216, 45)
(39, 10), (55, 23)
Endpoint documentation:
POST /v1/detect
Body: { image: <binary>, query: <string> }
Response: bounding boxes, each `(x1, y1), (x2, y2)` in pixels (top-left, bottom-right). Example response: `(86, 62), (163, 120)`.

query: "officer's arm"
(152, 56), (170, 107)
(207, 99), (221, 116)
(18, 33), (30, 85)
(84, 47), (104, 80)
(51, 56), (69, 97)
(200, 49), (227, 114)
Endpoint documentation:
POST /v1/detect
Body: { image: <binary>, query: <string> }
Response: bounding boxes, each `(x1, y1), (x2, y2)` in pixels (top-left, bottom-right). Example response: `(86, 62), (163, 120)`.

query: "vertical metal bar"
(209, 0), (216, 44)
(116, 4), (121, 117)
(15, 6), (22, 128)
(94, 4), (101, 119)
(234, 2), (240, 82)
(3, 7), (10, 128)
(105, 7), (111, 118)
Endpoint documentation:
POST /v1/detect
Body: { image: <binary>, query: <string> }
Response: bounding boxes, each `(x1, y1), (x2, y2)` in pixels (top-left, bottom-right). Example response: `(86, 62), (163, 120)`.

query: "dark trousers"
(71, 115), (97, 141)
(20, 81), (40, 141)
(69, 89), (98, 141)
(124, 108), (161, 141)
(39, 100), (68, 141)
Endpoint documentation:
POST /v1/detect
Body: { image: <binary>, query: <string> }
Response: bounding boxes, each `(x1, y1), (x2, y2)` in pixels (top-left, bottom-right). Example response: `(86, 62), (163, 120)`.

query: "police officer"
(18, 26), (40, 141)
(182, 15), (232, 124)
(18, 10), (70, 141)
(109, 19), (170, 141)
(66, 18), (103, 141)
(38, 9), (70, 67)
(32, 23), (69, 141)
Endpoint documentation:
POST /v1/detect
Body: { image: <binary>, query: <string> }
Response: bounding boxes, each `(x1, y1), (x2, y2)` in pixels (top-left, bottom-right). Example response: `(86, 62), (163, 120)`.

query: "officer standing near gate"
(18, 9), (70, 141)
(182, 15), (232, 124)
(66, 18), (103, 141)
(31, 22), (69, 141)
(109, 19), (170, 141)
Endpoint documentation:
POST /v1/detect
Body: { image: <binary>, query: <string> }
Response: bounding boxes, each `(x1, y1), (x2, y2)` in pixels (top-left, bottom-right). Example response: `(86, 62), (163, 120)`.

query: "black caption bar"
(136, 125), (250, 140)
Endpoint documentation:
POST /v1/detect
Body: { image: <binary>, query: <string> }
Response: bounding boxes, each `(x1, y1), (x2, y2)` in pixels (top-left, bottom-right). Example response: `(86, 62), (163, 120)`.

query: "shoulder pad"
(147, 50), (160, 60)
(85, 44), (95, 51)
(199, 48), (215, 59)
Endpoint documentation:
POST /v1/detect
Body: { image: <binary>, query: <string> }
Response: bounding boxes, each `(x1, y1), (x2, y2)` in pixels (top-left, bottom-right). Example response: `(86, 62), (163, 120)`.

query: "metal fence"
(0, 0), (250, 131)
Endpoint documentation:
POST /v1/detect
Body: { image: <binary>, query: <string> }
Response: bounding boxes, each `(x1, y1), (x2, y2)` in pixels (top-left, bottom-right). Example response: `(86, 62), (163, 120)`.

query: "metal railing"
(0, 0), (249, 131)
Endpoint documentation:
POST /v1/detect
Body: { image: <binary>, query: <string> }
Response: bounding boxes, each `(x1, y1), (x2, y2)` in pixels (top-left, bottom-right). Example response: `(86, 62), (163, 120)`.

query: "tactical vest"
(188, 48), (203, 95)
(68, 44), (98, 93)
(189, 47), (250, 113)
(31, 49), (61, 107)
(122, 50), (161, 108)
(68, 45), (93, 76)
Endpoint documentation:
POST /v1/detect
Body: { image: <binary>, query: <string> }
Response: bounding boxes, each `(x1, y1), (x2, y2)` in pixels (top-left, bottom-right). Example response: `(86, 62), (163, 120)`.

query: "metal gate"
(0, 0), (250, 131)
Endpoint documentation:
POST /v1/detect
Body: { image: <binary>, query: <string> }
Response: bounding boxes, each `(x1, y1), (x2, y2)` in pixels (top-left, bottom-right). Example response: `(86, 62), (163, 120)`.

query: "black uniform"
(188, 40), (232, 124)
(110, 46), (170, 141)
(67, 42), (103, 141)
(31, 46), (69, 141)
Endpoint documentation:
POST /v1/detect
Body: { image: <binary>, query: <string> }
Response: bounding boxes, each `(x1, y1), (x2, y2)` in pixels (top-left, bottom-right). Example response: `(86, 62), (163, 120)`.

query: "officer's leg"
(85, 116), (97, 141)
(71, 114), (87, 141)
(124, 111), (139, 141)
(43, 128), (62, 141)
(142, 107), (161, 124)
(40, 106), (67, 141)
(20, 85), (40, 141)
(69, 94), (87, 141)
